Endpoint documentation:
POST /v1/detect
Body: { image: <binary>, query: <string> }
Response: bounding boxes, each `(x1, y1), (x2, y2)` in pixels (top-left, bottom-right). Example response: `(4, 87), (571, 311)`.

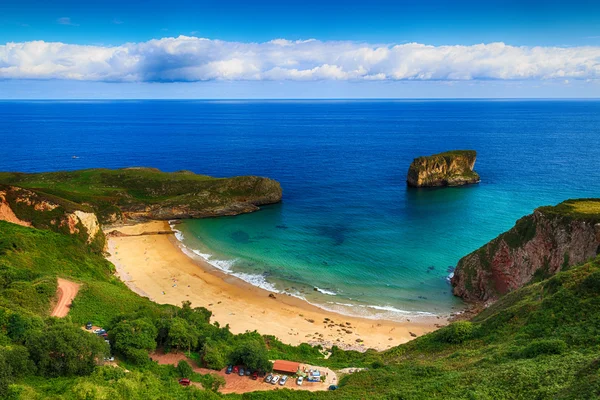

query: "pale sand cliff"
(105, 221), (443, 351)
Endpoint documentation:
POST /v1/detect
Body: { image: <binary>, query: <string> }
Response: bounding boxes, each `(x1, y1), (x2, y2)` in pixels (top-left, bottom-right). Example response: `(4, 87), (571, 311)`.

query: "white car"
(296, 376), (303, 386)
(271, 375), (280, 385)
(279, 376), (288, 386)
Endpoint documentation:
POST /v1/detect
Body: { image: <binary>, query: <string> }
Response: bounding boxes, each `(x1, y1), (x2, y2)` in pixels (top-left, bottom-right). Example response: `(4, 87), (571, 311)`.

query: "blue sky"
(1, 0), (599, 98)
(2, 0), (600, 46)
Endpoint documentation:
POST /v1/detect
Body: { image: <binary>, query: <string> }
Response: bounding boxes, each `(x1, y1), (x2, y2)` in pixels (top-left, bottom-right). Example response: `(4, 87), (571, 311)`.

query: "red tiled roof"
(273, 360), (300, 373)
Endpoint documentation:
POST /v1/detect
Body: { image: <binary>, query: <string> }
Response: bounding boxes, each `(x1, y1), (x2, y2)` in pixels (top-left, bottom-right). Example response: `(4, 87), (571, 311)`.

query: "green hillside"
(0, 168), (282, 224)
(1, 220), (599, 398)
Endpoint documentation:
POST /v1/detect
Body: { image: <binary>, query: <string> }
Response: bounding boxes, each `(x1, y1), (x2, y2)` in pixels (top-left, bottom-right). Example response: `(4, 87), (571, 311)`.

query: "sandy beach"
(105, 221), (443, 351)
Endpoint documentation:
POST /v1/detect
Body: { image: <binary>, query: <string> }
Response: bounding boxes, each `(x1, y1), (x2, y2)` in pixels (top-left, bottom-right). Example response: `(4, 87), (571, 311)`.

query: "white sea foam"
(231, 272), (280, 293)
(170, 222), (280, 293)
(314, 287), (337, 296)
(169, 221), (441, 320)
(360, 304), (435, 316)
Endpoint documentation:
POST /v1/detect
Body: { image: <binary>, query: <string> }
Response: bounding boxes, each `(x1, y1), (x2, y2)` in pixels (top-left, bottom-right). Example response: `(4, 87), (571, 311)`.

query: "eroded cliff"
(407, 150), (480, 187)
(0, 168), (282, 225)
(0, 185), (104, 250)
(451, 199), (600, 302)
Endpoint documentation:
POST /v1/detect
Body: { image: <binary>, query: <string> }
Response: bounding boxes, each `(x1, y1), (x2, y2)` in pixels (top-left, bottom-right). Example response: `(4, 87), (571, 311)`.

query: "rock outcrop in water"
(407, 150), (480, 187)
(451, 199), (600, 303)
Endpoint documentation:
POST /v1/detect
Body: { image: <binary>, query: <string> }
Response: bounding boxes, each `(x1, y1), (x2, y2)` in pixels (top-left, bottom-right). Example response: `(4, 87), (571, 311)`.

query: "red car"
(178, 378), (191, 386)
(251, 371), (259, 380)
(233, 366), (239, 373)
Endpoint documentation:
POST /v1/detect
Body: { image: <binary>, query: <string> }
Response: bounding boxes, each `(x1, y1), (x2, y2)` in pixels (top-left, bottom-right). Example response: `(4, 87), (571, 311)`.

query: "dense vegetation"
(2, 204), (600, 398)
(0, 168), (282, 224)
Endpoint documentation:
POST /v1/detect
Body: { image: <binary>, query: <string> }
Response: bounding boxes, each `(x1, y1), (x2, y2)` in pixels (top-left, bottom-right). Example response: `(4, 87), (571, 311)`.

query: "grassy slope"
(0, 168), (281, 223)
(1, 216), (600, 398)
(240, 256), (600, 400)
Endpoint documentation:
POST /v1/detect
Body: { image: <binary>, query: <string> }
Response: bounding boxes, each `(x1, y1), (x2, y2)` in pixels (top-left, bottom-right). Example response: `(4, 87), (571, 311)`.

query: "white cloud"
(0, 36), (599, 82)
(56, 17), (78, 26)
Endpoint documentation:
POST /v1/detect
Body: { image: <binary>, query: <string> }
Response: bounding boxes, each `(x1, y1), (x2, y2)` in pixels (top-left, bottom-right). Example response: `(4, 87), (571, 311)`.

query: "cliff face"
(0, 168), (283, 224)
(118, 175), (283, 221)
(407, 150), (480, 187)
(452, 199), (600, 302)
(0, 185), (104, 250)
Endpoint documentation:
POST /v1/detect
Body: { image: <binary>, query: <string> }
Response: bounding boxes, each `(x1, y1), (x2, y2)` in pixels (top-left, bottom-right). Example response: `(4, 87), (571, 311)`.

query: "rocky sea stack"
(451, 199), (600, 303)
(407, 150), (480, 187)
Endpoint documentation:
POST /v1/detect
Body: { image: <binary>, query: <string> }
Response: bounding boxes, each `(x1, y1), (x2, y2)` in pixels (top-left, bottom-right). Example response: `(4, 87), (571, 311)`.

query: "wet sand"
(105, 221), (443, 351)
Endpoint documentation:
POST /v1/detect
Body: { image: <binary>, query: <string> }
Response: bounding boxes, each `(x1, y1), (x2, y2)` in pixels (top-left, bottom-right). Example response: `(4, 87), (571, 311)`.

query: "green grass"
(2, 201), (600, 398)
(0, 169), (282, 224)
(538, 199), (600, 221)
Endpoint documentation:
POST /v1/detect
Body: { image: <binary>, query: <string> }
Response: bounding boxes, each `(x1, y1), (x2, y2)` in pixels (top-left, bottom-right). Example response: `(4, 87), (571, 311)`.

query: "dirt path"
(151, 352), (336, 394)
(51, 278), (81, 317)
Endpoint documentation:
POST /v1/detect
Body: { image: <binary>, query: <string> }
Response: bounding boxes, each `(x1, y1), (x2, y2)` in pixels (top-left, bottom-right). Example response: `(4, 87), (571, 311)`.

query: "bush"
(521, 339), (567, 358)
(176, 360), (194, 378)
(437, 321), (477, 344)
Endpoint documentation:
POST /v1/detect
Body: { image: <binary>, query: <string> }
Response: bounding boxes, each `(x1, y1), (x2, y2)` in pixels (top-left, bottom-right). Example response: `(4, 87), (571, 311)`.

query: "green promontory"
(407, 150), (480, 187)
(0, 168), (283, 225)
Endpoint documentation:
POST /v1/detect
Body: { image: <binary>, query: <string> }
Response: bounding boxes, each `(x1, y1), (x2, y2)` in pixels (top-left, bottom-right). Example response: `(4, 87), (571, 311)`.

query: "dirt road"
(51, 278), (80, 317)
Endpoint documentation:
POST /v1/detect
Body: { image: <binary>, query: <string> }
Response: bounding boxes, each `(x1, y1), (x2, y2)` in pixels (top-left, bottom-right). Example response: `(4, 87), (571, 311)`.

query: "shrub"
(521, 339), (567, 358)
(437, 321), (477, 344)
(176, 360), (194, 378)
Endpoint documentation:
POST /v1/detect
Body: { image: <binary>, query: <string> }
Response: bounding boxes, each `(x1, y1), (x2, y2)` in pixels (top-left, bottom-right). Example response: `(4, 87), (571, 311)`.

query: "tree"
(167, 317), (198, 352)
(201, 340), (227, 370)
(230, 339), (272, 372)
(25, 320), (108, 377)
(110, 317), (157, 365)
(176, 360), (194, 378)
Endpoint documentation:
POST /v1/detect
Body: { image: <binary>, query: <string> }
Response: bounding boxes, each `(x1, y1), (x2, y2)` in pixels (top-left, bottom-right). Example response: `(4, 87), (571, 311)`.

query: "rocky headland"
(0, 168), (283, 250)
(407, 150), (480, 187)
(451, 199), (600, 303)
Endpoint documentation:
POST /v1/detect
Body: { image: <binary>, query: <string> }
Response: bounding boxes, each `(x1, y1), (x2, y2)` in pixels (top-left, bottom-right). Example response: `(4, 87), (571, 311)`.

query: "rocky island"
(407, 150), (480, 187)
(451, 199), (600, 302)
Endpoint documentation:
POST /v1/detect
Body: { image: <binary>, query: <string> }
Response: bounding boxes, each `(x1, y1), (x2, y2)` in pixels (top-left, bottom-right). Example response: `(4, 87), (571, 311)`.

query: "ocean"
(1, 99), (599, 320)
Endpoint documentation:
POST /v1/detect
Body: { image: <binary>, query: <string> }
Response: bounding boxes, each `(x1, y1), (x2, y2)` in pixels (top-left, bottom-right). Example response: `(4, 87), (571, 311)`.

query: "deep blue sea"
(1, 100), (599, 320)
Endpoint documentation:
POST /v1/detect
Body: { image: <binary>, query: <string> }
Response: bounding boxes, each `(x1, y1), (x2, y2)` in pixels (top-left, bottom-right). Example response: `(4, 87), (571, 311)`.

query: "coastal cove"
(105, 221), (439, 351)
(1, 100), (600, 318)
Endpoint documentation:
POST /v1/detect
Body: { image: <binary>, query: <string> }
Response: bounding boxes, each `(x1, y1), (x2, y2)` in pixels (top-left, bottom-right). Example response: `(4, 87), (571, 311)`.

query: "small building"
(273, 360), (300, 375)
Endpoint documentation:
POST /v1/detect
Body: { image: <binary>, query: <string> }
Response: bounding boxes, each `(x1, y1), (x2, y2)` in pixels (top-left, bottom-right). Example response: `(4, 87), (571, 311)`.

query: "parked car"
(245, 369), (251, 376)
(94, 329), (106, 335)
(251, 371), (259, 380)
(86, 322), (93, 330)
(271, 375), (280, 385)
(238, 367), (245, 376)
(233, 366), (239, 374)
(265, 374), (273, 383)
(226, 365), (233, 374)
(279, 376), (288, 386)
(178, 378), (191, 386)
(328, 385), (338, 391)
(296, 376), (304, 386)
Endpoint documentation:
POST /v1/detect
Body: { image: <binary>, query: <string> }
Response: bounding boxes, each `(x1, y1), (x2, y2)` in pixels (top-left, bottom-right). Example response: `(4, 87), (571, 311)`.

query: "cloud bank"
(1, 36), (599, 82)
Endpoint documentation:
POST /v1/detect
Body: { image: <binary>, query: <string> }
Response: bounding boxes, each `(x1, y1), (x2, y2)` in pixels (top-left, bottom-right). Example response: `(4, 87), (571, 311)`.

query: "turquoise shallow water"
(1, 100), (599, 320)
